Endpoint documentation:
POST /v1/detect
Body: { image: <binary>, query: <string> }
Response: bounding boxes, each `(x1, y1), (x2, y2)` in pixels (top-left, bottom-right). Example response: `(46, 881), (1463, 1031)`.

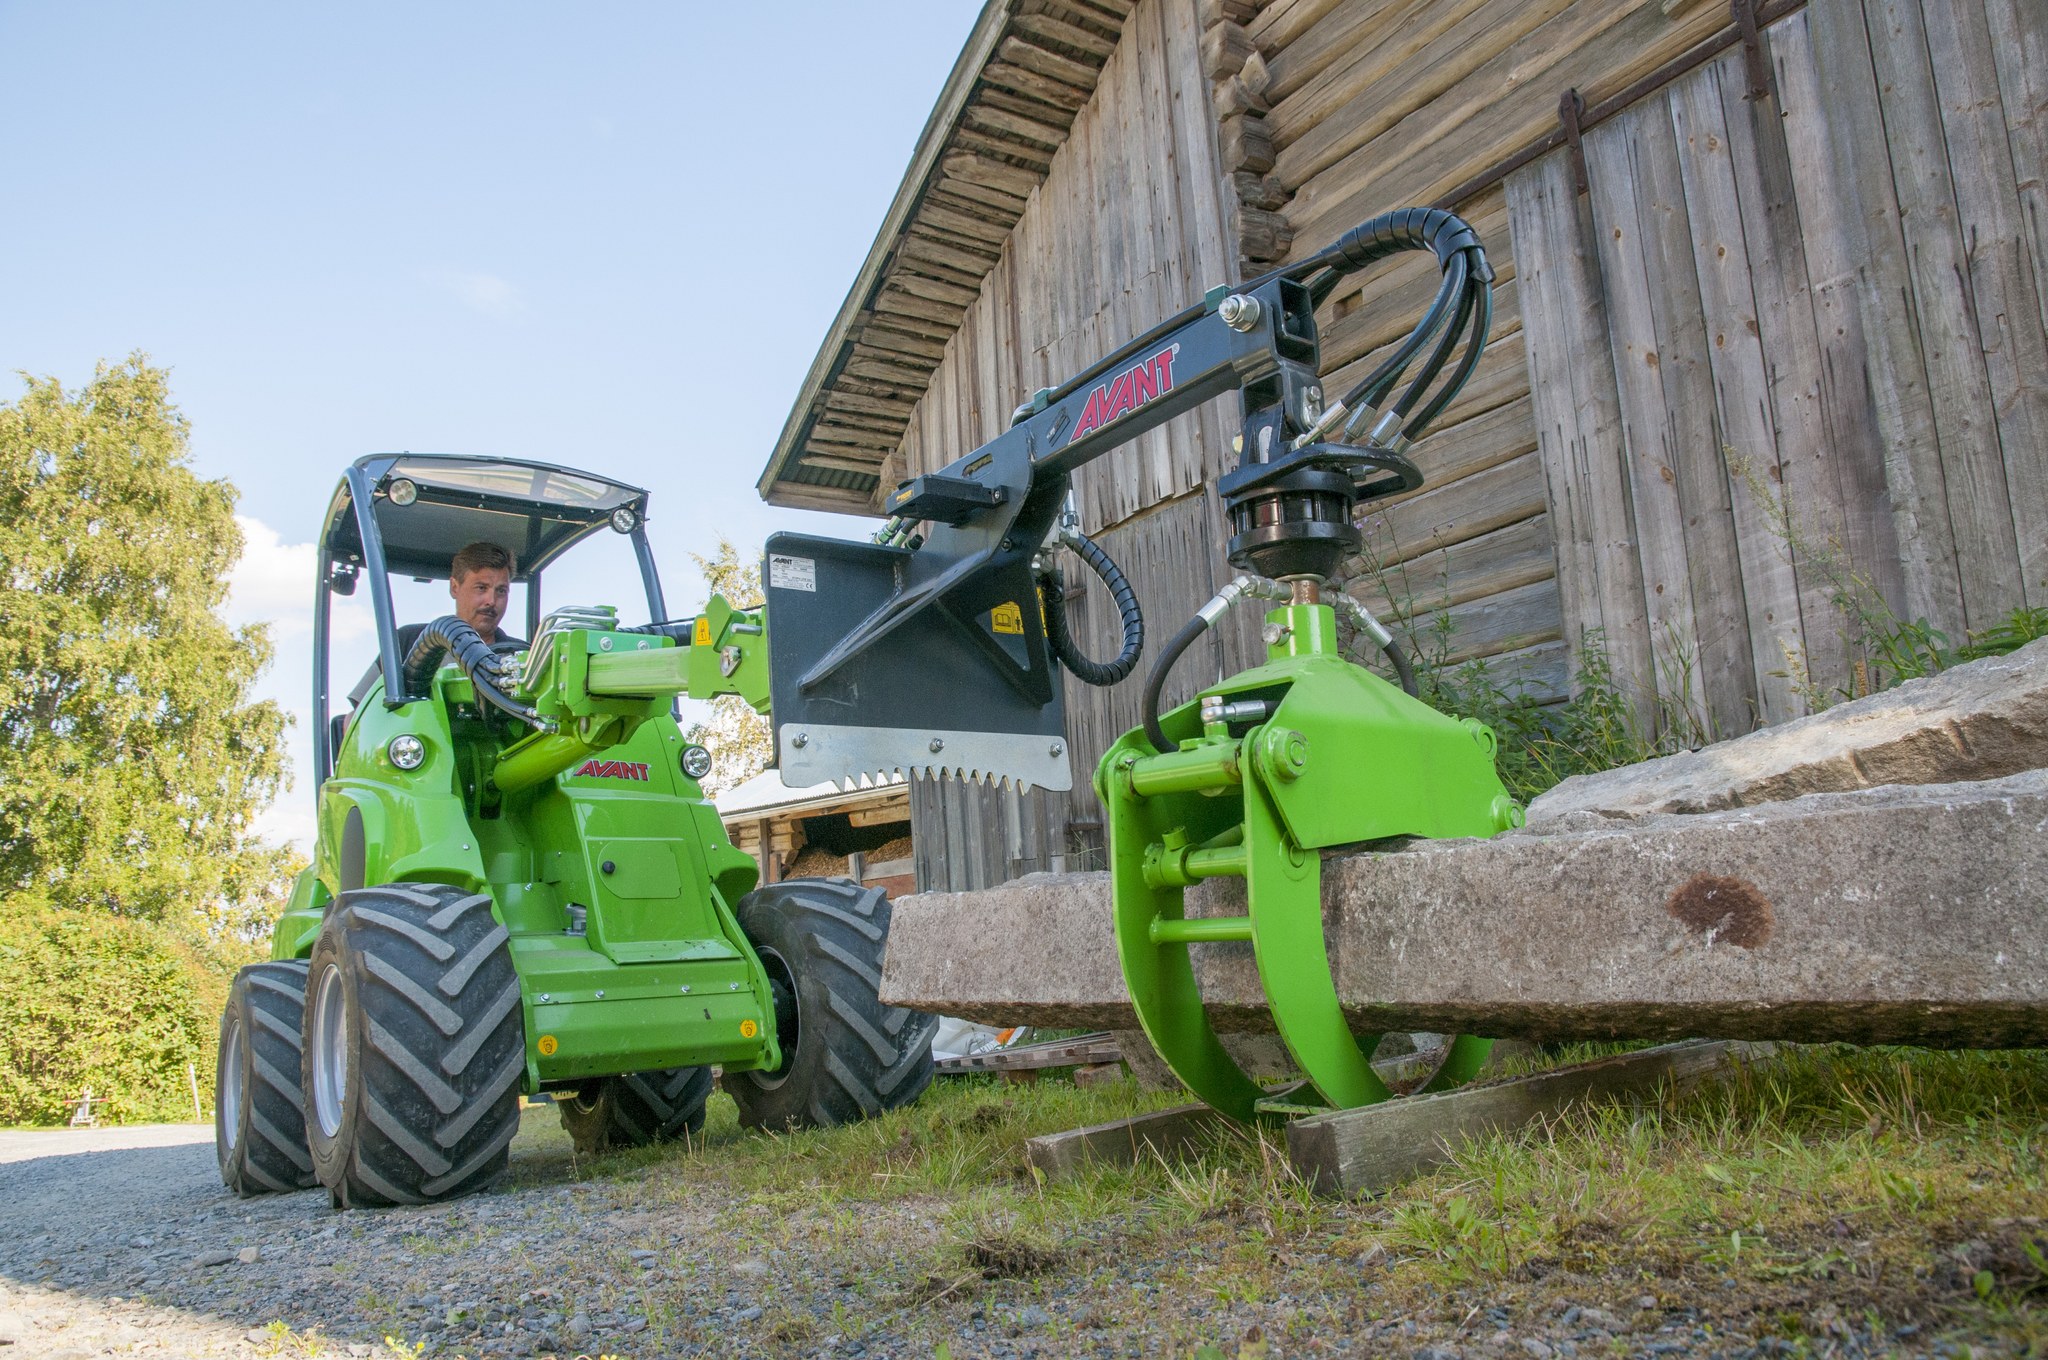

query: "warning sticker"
(768, 554), (816, 592)
(990, 601), (1024, 635)
(537, 1035), (558, 1056)
(692, 616), (712, 646)
(740, 1019), (759, 1039)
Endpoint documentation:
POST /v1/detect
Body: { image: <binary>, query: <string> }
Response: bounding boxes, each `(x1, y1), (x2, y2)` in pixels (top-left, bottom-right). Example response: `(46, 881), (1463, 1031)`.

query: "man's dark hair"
(451, 541), (517, 581)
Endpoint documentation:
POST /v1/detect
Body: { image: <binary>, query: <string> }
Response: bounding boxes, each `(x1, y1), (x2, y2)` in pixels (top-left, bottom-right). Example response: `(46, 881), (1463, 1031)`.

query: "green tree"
(683, 537), (772, 796)
(0, 357), (296, 931)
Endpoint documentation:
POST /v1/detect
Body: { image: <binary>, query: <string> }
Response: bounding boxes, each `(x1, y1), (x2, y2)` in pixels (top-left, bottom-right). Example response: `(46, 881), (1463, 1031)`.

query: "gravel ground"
(0, 1098), (2024, 1360)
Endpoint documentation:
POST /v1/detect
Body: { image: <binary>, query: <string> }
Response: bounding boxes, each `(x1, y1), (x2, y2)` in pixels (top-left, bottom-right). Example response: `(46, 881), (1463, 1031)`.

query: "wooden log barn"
(758, 0), (2047, 892)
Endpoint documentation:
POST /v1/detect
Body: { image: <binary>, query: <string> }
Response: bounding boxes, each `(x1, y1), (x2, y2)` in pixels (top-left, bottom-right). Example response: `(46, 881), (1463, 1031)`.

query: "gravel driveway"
(0, 1106), (812, 1359)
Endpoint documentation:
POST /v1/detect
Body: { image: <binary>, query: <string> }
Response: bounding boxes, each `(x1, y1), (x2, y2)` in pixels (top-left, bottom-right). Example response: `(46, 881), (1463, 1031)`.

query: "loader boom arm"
(487, 594), (768, 795)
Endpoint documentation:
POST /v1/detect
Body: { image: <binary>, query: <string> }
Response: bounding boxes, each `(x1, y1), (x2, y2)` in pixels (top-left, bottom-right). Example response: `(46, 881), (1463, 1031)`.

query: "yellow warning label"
(990, 601), (1024, 636)
(739, 1019), (759, 1039)
(537, 1035), (559, 1056)
(693, 617), (712, 646)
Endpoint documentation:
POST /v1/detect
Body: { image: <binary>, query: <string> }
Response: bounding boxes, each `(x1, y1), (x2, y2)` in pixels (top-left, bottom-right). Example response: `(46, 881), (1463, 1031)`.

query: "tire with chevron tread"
(216, 960), (317, 1195)
(558, 1067), (713, 1154)
(724, 878), (937, 1131)
(303, 883), (524, 1207)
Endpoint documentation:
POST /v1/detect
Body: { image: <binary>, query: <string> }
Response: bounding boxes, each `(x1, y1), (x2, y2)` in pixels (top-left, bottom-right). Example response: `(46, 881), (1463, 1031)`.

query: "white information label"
(768, 553), (817, 592)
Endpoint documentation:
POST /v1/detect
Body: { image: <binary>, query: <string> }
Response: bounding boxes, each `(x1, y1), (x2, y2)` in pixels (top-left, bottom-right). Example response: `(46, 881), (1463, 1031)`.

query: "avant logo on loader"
(572, 759), (651, 781)
(1068, 343), (1179, 442)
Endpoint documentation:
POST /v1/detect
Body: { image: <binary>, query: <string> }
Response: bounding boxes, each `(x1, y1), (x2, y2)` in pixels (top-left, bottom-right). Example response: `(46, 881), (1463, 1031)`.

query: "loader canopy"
(312, 453), (668, 785)
(319, 453), (646, 583)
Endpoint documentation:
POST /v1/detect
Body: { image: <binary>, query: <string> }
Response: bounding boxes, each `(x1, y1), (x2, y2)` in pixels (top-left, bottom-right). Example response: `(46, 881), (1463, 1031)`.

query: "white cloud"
(426, 269), (524, 320)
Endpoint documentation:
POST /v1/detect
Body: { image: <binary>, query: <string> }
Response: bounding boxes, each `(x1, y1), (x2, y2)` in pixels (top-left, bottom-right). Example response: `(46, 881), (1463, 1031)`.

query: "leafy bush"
(0, 902), (246, 1125)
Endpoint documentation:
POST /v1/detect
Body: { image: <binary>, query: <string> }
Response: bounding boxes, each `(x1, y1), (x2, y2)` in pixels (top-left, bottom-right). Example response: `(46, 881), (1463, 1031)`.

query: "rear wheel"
(216, 961), (317, 1195)
(558, 1067), (713, 1155)
(303, 883), (525, 1207)
(724, 878), (937, 1130)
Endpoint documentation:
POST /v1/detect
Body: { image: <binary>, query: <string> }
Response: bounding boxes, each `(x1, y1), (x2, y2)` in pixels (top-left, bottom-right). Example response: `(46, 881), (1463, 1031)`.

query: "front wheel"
(725, 879), (937, 1131)
(303, 883), (525, 1207)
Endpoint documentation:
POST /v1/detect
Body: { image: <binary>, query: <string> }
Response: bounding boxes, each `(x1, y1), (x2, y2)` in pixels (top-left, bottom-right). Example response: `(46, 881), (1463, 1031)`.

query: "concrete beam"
(880, 771), (2048, 1046)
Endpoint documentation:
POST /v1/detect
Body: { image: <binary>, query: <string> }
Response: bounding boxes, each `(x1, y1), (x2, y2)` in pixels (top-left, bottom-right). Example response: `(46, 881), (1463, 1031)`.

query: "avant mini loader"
(215, 456), (936, 1206)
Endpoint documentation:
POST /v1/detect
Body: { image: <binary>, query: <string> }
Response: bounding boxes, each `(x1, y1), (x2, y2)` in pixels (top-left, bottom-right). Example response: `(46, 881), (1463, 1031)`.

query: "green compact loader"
(215, 454), (936, 1207)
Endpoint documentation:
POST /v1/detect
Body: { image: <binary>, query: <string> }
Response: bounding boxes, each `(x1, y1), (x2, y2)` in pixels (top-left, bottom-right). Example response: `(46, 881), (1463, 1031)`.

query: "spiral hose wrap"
(1039, 529), (1145, 687)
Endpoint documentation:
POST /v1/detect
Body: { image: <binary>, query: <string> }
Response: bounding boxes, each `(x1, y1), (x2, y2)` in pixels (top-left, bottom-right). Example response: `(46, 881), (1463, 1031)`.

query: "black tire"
(558, 1067), (713, 1155)
(725, 878), (938, 1131)
(216, 961), (317, 1195)
(302, 883), (524, 1207)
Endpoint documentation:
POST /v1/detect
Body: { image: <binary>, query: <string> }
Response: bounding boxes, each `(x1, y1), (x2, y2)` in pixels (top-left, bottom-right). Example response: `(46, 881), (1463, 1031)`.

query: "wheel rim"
(220, 1016), (244, 1152)
(752, 947), (802, 1091)
(310, 962), (349, 1140)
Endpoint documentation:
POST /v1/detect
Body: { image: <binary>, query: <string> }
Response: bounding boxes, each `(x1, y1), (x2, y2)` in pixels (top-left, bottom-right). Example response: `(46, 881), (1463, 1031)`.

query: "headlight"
(680, 744), (713, 780)
(610, 505), (638, 534)
(388, 734), (427, 770)
(385, 477), (418, 507)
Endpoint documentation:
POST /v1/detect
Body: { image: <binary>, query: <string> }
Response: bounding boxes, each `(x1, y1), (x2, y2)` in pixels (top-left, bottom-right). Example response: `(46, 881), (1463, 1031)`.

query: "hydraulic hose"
(1333, 594), (1420, 698)
(1383, 634), (1419, 697)
(1140, 576), (1289, 753)
(404, 615), (544, 726)
(1141, 613), (1211, 754)
(1040, 529), (1144, 686)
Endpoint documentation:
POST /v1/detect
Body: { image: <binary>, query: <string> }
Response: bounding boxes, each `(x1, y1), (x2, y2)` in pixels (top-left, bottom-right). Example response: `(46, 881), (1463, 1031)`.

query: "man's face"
(451, 567), (512, 640)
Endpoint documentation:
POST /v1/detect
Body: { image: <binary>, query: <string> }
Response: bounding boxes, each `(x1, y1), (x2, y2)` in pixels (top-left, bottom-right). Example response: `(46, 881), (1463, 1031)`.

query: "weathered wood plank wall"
(1197, 0), (1749, 714)
(898, 0), (2046, 888)
(899, 0), (1254, 890)
(1505, 0), (2046, 734)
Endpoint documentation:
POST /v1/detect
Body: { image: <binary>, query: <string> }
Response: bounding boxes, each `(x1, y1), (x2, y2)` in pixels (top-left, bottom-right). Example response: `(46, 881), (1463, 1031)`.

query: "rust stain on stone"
(1666, 873), (1774, 947)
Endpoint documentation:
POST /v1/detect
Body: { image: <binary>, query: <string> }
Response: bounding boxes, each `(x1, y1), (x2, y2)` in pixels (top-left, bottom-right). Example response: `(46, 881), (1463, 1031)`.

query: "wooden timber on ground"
(1286, 1039), (1774, 1196)
(1025, 1102), (1228, 1179)
(1025, 1038), (1773, 1191)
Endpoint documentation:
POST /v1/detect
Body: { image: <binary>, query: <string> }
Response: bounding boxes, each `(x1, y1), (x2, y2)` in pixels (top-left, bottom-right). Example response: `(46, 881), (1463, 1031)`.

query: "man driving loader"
(442, 540), (525, 649)
(347, 540), (526, 708)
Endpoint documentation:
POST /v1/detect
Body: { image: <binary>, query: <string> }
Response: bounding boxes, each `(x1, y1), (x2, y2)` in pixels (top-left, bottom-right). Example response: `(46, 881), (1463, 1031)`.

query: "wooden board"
(1024, 1103), (1229, 1178)
(1286, 1039), (1776, 1196)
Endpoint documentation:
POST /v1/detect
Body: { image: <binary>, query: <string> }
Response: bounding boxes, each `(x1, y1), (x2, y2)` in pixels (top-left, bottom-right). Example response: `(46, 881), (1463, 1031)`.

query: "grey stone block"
(1526, 637), (2048, 827)
(881, 771), (2048, 1047)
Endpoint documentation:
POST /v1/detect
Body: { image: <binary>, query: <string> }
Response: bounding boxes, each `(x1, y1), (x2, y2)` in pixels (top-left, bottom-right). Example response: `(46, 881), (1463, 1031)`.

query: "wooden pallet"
(933, 1031), (1122, 1075)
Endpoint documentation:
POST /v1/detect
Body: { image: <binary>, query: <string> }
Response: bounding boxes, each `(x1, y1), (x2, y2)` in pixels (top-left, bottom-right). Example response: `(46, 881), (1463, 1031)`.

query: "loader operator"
(346, 541), (526, 707)
(443, 540), (524, 649)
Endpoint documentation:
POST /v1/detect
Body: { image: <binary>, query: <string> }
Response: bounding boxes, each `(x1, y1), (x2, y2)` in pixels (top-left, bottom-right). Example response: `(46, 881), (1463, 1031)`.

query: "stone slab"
(1286, 1040), (1774, 1196)
(880, 770), (2048, 1046)
(1526, 637), (2048, 827)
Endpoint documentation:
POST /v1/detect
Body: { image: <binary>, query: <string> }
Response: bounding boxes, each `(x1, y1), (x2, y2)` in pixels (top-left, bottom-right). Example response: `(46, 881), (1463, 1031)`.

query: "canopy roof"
(321, 453), (647, 581)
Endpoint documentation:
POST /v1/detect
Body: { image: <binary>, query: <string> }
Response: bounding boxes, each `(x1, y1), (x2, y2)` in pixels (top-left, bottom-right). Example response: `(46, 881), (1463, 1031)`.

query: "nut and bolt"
(792, 732), (809, 749)
(729, 982), (740, 991)
(594, 990), (605, 999)
(539, 993), (552, 1003)
(1049, 742), (1064, 757)
(1219, 293), (1262, 331)
(929, 737), (945, 753)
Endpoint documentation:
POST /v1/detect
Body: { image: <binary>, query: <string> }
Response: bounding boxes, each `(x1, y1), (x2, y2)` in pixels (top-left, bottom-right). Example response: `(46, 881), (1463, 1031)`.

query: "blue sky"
(1, 3), (983, 847)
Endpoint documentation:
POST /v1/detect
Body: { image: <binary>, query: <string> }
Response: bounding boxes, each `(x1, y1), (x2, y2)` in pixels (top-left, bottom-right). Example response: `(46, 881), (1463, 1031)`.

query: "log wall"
(1200, 0), (1761, 711)
(897, 0), (1260, 890)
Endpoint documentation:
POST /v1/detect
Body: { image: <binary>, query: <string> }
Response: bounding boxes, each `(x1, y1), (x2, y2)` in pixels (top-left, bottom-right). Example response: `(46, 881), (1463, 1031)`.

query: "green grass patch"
(511, 1050), (2048, 1356)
